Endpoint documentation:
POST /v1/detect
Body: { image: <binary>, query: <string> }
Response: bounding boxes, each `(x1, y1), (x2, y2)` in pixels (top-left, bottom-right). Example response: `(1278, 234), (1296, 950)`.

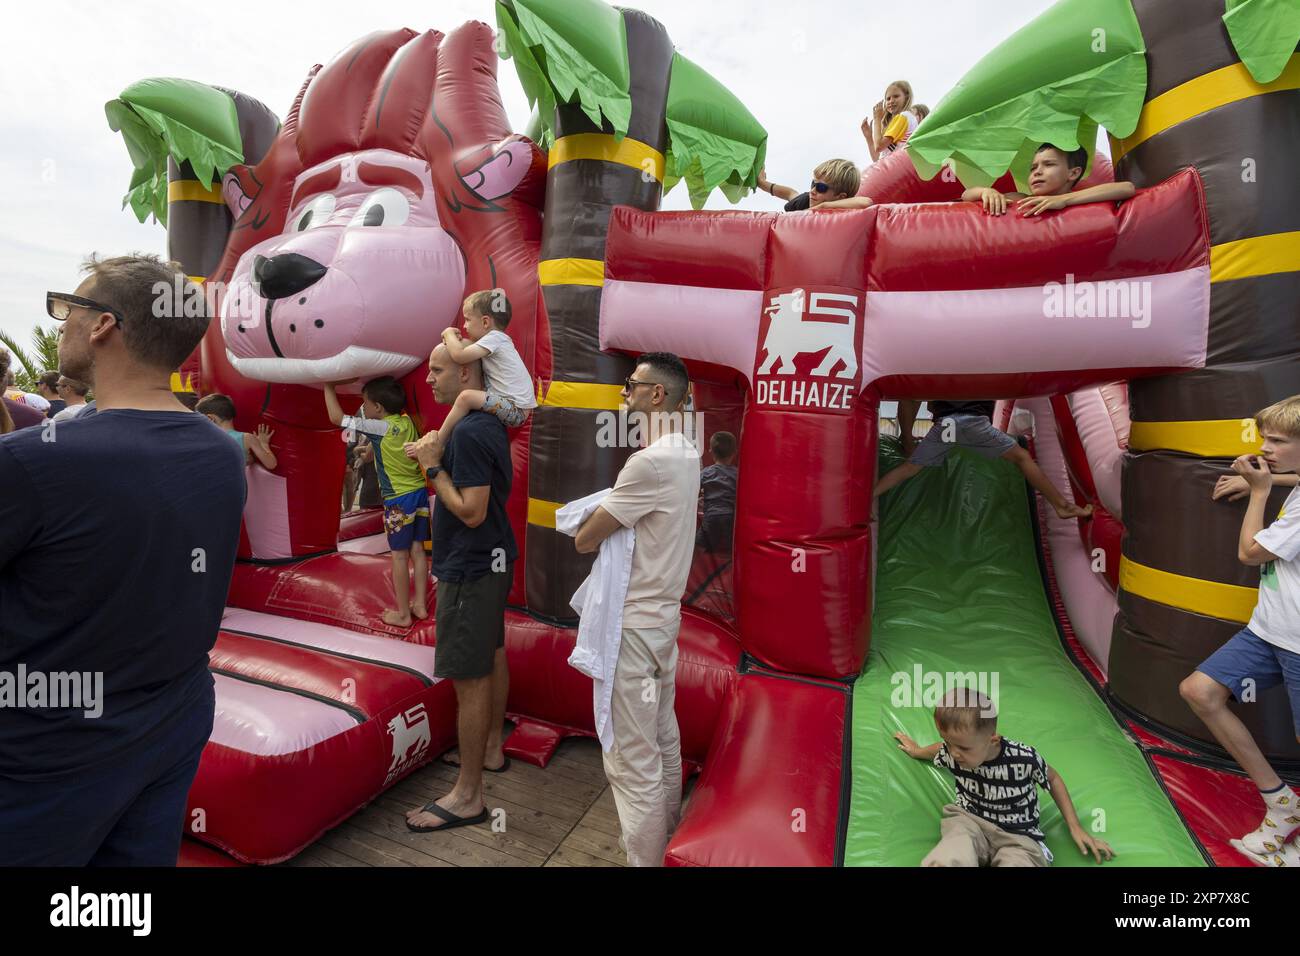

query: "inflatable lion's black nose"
(252, 253), (327, 300)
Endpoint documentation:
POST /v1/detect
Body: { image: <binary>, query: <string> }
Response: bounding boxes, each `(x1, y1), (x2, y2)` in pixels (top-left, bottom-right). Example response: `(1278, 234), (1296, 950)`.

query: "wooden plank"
(334, 821), (457, 867)
(560, 826), (627, 866)
(317, 827), (415, 867)
(281, 843), (362, 867)
(545, 844), (623, 867)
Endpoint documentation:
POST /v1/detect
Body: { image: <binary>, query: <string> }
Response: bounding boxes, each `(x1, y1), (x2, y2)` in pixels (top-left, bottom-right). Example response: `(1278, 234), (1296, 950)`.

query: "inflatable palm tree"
(495, 0), (765, 615)
(907, 0), (1300, 759)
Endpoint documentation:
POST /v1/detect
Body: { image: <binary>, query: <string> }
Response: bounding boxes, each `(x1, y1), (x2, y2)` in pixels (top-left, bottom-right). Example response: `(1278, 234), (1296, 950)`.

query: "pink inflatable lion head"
(208, 24), (546, 392)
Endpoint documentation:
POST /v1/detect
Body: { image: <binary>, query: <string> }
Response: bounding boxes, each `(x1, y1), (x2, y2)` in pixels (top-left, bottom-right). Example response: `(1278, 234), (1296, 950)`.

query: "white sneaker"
(1231, 837), (1300, 867)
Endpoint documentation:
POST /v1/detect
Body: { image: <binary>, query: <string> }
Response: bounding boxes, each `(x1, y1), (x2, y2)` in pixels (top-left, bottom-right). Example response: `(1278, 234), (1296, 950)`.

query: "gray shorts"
(483, 388), (530, 428)
(910, 413), (1016, 467)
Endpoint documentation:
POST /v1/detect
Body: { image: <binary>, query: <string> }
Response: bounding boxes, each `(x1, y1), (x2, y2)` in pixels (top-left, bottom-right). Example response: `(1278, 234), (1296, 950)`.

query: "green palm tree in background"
(0, 326), (61, 392)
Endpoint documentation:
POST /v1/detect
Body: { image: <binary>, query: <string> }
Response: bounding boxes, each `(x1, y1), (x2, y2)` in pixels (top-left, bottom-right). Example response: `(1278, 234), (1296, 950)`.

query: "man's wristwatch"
(425, 466), (442, 480)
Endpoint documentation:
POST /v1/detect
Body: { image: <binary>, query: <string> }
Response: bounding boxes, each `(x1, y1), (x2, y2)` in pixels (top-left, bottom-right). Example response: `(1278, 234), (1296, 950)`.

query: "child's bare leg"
(1180, 672), (1282, 791)
(410, 542), (429, 620)
(437, 389), (488, 444)
(1003, 445), (1092, 519)
(874, 461), (923, 498)
(897, 400), (922, 457)
(384, 551), (413, 627)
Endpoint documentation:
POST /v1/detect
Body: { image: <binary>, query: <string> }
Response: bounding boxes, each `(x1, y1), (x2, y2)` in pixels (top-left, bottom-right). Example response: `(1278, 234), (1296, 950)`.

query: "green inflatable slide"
(845, 437), (1206, 866)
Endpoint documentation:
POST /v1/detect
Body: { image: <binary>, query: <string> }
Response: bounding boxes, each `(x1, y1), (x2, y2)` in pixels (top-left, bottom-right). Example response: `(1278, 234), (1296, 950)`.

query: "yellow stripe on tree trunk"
(1129, 419), (1264, 457)
(1210, 231), (1300, 283)
(168, 180), (225, 204)
(1119, 556), (1257, 624)
(527, 497), (562, 529)
(1113, 55), (1300, 159)
(539, 381), (624, 410)
(548, 133), (665, 182)
(538, 258), (605, 287)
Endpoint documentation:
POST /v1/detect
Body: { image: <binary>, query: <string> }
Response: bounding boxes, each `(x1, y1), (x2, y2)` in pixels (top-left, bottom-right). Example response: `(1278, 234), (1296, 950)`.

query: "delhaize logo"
(384, 702), (431, 784)
(754, 286), (863, 412)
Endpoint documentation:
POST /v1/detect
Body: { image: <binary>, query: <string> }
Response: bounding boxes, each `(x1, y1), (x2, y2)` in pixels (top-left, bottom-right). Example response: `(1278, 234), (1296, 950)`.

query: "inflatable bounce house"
(105, 0), (1299, 866)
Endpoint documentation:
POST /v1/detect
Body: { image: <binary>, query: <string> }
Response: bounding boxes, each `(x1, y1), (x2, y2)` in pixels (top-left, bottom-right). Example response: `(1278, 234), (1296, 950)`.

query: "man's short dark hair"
(195, 393), (237, 422)
(362, 376), (406, 415)
(57, 376), (90, 397)
(710, 430), (737, 459)
(80, 253), (209, 372)
(1036, 143), (1089, 184)
(176, 391), (200, 410)
(38, 371), (61, 391)
(636, 352), (690, 410)
(0, 349), (11, 384)
(465, 289), (512, 330)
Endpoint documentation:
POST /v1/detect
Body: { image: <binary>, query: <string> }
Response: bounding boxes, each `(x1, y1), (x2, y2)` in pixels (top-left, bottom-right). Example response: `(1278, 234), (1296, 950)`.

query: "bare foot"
(1054, 501), (1094, 520)
(382, 608), (413, 627)
(410, 601), (429, 621)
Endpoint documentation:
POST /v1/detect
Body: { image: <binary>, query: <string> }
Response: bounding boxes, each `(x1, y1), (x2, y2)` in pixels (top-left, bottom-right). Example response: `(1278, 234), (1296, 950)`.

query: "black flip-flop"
(440, 754), (511, 773)
(406, 802), (490, 833)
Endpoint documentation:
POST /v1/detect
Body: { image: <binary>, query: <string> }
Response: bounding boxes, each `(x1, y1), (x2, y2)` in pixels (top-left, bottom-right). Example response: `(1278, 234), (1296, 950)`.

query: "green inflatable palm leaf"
(907, 0), (1147, 192)
(1223, 0), (1300, 83)
(105, 78), (245, 225)
(663, 53), (767, 209)
(495, 0), (631, 149)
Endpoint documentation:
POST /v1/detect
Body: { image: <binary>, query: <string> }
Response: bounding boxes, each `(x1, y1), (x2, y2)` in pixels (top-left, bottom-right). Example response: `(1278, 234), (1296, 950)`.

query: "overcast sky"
(0, 0), (1063, 355)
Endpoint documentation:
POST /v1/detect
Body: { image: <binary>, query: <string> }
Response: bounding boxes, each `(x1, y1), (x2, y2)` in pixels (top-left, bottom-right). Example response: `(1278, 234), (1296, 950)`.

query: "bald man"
(405, 344), (517, 834)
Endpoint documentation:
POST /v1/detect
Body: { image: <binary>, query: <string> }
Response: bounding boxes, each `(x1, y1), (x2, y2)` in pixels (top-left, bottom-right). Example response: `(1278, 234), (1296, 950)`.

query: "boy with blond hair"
(1182, 395), (1300, 866)
(895, 688), (1114, 866)
(756, 158), (869, 211)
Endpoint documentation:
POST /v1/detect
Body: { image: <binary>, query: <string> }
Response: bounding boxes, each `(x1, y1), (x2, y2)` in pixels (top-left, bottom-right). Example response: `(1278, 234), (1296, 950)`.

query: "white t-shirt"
(600, 431), (701, 630)
(476, 330), (536, 409)
(1249, 486), (1300, 654)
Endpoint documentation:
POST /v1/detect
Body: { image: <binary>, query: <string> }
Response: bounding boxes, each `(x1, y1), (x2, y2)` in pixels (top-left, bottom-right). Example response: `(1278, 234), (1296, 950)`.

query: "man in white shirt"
(575, 352), (701, 866)
(1182, 395), (1300, 866)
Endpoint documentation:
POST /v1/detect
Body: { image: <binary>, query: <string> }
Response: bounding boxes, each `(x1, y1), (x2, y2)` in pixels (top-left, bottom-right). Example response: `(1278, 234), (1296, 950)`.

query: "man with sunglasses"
(573, 352), (701, 866)
(0, 254), (245, 866)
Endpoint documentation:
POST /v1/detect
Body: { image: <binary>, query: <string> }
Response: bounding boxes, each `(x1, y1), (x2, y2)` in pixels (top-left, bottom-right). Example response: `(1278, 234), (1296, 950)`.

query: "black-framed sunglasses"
(624, 376), (660, 393)
(47, 292), (125, 327)
(811, 180), (831, 194)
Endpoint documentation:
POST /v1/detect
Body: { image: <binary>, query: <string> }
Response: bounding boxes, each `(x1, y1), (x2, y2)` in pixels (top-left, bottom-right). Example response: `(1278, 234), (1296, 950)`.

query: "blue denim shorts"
(1198, 626), (1300, 736)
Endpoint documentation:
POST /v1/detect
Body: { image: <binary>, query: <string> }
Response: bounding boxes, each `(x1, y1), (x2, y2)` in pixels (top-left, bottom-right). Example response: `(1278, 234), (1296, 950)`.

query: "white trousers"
(601, 622), (682, 867)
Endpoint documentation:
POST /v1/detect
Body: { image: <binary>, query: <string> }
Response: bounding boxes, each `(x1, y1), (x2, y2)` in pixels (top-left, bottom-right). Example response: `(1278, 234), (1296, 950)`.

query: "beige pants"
(921, 804), (1050, 867)
(602, 623), (682, 867)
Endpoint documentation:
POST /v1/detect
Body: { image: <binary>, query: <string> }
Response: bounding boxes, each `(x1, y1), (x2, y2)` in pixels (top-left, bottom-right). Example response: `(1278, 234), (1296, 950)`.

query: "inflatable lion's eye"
(293, 194), (337, 232)
(350, 188), (410, 228)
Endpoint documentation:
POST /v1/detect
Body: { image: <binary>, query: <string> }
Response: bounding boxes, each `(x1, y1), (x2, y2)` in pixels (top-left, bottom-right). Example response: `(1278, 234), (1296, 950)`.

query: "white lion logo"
(757, 288), (858, 379)
(385, 703), (431, 780)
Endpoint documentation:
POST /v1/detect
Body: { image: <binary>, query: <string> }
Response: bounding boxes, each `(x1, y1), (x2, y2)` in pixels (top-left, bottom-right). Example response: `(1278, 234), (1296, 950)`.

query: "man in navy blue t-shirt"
(404, 343), (516, 835)
(0, 254), (245, 865)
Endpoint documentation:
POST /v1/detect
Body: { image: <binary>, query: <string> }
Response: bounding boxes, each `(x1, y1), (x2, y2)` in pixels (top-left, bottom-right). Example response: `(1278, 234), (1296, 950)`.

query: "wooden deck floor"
(281, 734), (629, 867)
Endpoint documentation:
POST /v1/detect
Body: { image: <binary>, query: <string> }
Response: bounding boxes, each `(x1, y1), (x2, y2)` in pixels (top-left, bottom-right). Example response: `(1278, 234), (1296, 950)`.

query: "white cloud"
(1, 0), (1061, 352)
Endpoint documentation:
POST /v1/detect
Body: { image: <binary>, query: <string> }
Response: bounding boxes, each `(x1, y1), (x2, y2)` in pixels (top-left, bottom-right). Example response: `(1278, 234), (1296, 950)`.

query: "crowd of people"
(0, 255), (737, 868)
(1, 76), (1296, 871)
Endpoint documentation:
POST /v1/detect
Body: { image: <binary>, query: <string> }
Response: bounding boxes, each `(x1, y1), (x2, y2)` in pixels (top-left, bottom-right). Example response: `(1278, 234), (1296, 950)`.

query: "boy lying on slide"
(874, 400), (1092, 520)
(895, 689), (1114, 866)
